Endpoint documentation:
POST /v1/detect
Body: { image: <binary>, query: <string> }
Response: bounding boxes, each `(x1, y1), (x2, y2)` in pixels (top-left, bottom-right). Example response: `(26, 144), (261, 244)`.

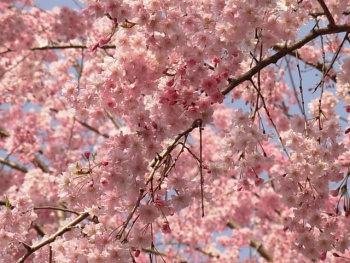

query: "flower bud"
(84, 150), (91, 159)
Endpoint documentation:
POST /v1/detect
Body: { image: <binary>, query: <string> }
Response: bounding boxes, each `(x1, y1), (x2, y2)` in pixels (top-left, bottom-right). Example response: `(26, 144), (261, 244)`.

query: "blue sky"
(35, 0), (84, 9)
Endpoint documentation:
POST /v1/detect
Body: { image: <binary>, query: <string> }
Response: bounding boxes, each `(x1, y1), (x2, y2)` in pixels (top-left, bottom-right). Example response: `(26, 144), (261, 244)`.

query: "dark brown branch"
(227, 221), (273, 262)
(315, 0), (336, 27)
(222, 24), (350, 95)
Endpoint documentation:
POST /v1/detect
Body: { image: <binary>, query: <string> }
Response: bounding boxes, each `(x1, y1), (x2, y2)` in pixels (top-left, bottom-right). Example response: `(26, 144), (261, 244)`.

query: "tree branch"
(33, 155), (50, 173)
(1, 45), (116, 56)
(17, 212), (89, 263)
(0, 156), (28, 173)
(227, 221), (273, 262)
(34, 206), (79, 215)
(105, 110), (122, 129)
(222, 24), (350, 95)
(315, 0), (336, 27)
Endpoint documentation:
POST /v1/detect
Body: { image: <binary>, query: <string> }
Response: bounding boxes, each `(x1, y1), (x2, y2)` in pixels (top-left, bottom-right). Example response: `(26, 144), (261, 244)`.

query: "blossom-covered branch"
(222, 24), (350, 95)
(17, 212), (89, 263)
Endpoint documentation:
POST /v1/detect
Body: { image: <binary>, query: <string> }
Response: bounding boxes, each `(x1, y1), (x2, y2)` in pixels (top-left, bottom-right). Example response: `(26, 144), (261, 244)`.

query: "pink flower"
(139, 204), (160, 224)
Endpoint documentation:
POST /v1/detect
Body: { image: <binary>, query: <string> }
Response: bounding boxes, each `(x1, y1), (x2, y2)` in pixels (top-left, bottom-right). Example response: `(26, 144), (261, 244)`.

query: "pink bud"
(84, 150), (90, 159)
(162, 221), (171, 234)
(220, 71), (229, 78)
(178, 66), (186, 76)
(88, 181), (94, 188)
(330, 188), (339, 197)
(333, 252), (340, 257)
(344, 105), (350, 113)
(212, 56), (220, 63)
(151, 121), (158, 130)
(90, 43), (99, 52)
(255, 177), (264, 186)
(99, 37), (110, 47)
(101, 161), (109, 166)
(319, 251), (327, 261)
(100, 177), (108, 185)
(135, 249), (140, 257)
(345, 210), (350, 217)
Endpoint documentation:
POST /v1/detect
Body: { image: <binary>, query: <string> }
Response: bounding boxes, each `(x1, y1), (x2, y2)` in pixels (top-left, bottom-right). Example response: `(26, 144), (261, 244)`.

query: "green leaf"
(5, 195), (11, 208)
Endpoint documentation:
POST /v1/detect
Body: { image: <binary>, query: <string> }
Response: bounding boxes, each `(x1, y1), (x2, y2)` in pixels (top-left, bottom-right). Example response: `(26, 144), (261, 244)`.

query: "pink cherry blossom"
(2, 0), (350, 262)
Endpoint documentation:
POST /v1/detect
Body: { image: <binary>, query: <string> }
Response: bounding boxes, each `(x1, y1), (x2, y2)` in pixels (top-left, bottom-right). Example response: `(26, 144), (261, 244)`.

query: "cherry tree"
(2, 0), (350, 262)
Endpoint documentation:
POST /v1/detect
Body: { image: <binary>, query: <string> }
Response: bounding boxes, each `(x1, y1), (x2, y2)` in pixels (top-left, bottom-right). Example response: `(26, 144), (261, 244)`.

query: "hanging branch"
(197, 119), (205, 217)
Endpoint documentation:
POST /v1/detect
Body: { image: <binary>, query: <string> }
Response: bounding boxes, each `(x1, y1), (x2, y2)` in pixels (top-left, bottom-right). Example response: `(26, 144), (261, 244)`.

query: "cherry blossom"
(2, 0), (350, 262)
